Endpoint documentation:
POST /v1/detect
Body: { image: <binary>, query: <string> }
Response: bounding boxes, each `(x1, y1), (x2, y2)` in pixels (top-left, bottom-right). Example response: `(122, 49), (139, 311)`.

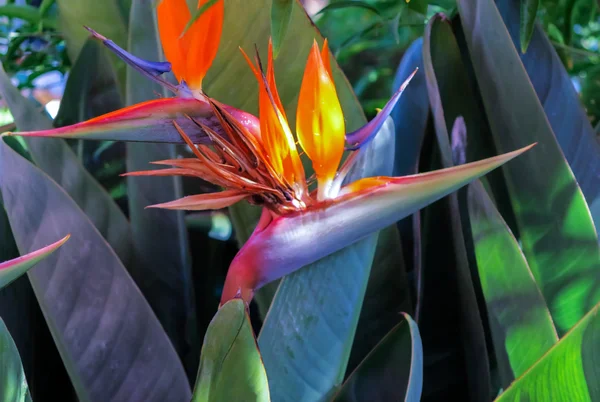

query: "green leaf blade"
(0, 318), (31, 402)
(519, 0), (539, 53)
(271, 0), (294, 59)
(192, 300), (270, 402)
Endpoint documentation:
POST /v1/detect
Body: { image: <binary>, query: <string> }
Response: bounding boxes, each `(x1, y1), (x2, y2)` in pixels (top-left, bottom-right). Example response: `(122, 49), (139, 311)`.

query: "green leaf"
(258, 118), (396, 401)
(467, 179), (560, 385)
(333, 313), (423, 402)
(0, 235), (69, 290)
(192, 299), (270, 402)
(126, 0), (197, 378)
(496, 0), (600, 227)
(271, 0), (294, 59)
(519, 0), (539, 53)
(39, 0), (56, 17)
(495, 302), (600, 401)
(0, 63), (133, 267)
(457, 0), (600, 336)
(422, 14), (491, 400)
(315, 1), (382, 17)
(0, 140), (191, 401)
(0, 318), (31, 402)
(0, 5), (40, 25)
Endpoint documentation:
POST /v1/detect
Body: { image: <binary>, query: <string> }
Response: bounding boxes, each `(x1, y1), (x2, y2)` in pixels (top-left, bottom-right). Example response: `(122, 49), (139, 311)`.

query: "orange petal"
(157, 0), (191, 82)
(321, 38), (333, 80)
(296, 40), (345, 199)
(148, 190), (247, 211)
(184, 0), (224, 90)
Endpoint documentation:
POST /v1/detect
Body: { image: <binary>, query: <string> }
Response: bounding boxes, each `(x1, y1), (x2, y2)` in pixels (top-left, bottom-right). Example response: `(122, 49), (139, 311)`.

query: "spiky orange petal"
(157, 0), (190, 82)
(148, 190), (247, 211)
(184, 0), (224, 90)
(296, 40), (345, 199)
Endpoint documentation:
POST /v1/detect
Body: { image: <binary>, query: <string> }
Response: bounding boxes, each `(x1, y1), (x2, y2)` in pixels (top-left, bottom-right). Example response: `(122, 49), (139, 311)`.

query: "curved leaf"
(468, 180), (559, 384)
(0, 318), (31, 402)
(457, 0), (600, 336)
(192, 299), (269, 402)
(0, 235), (70, 290)
(125, 0), (197, 377)
(333, 313), (423, 402)
(495, 302), (600, 401)
(0, 140), (191, 402)
(0, 64), (133, 267)
(497, 0), (600, 226)
(257, 118), (396, 402)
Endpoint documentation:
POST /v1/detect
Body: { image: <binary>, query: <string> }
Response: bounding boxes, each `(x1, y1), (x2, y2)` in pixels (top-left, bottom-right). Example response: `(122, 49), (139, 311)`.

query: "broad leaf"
(0, 318), (31, 402)
(495, 302), (600, 401)
(333, 313), (423, 402)
(519, 0), (538, 53)
(258, 119), (395, 401)
(497, 0), (600, 226)
(467, 179), (559, 385)
(126, 0), (197, 377)
(192, 300), (269, 402)
(422, 15), (491, 401)
(0, 64), (132, 267)
(0, 140), (191, 402)
(457, 0), (600, 336)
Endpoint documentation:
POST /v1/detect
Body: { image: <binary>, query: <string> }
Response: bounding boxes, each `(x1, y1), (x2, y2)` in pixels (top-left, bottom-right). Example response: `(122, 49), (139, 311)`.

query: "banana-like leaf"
(495, 302), (600, 401)
(332, 313), (423, 402)
(0, 235), (69, 290)
(125, 0), (197, 377)
(192, 299), (269, 402)
(467, 180), (559, 385)
(0, 317), (31, 402)
(457, 0), (600, 336)
(0, 64), (133, 267)
(496, 0), (600, 226)
(422, 15), (491, 401)
(257, 118), (396, 402)
(0, 140), (191, 402)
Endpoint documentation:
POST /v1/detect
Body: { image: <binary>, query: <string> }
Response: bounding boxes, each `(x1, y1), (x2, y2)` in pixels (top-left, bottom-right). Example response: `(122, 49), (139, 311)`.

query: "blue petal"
(345, 68), (418, 150)
(85, 26), (179, 93)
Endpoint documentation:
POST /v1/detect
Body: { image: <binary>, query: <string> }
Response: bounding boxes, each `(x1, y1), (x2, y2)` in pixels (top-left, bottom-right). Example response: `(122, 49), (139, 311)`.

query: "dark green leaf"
(258, 118), (396, 401)
(457, 0), (600, 336)
(496, 302), (600, 401)
(333, 313), (423, 402)
(126, 0), (197, 379)
(0, 318), (31, 402)
(0, 63), (133, 267)
(422, 14), (491, 401)
(0, 139), (192, 401)
(192, 300), (269, 402)
(315, 1), (382, 17)
(519, 0), (539, 53)
(497, 0), (600, 227)
(271, 0), (294, 58)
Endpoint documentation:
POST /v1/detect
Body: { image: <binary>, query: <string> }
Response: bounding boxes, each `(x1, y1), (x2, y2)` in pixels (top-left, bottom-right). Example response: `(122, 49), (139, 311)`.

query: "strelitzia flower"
(10, 0), (260, 143)
(124, 40), (534, 305)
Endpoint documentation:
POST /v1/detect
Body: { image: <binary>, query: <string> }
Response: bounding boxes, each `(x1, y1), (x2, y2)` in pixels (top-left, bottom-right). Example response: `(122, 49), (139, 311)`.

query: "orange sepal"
(157, 0), (190, 82)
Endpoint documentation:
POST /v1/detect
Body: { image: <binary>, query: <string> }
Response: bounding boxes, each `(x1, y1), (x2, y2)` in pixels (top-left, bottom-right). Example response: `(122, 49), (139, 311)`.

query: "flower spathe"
(124, 40), (536, 305)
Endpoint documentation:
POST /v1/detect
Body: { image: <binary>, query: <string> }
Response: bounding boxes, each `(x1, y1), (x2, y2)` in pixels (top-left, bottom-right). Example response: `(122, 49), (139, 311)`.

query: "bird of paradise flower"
(8, 0), (535, 305)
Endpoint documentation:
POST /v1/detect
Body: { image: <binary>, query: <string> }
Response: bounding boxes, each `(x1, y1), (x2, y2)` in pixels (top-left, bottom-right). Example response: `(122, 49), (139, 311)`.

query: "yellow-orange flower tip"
(157, 0), (224, 92)
(296, 40), (345, 200)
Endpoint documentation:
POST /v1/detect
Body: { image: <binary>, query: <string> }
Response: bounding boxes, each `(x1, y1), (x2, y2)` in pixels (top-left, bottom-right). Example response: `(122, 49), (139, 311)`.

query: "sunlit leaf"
(495, 302), (600, 401)
(457, 0), (600, 336)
